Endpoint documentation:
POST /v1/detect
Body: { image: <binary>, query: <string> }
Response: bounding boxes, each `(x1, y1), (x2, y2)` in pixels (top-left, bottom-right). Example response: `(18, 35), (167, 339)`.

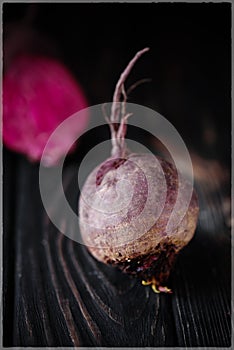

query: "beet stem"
(109, 47), (150, 156)
(126, 78), (152, 96)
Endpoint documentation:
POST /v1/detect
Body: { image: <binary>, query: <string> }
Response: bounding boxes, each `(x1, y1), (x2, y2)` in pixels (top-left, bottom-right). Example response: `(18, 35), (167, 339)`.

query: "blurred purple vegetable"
(3, 54), (89, 166)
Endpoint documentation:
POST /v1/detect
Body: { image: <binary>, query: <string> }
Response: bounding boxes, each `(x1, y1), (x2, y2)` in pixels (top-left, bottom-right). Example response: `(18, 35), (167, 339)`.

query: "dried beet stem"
(108, 47), (150, 156)
(126, 78), (152, 96)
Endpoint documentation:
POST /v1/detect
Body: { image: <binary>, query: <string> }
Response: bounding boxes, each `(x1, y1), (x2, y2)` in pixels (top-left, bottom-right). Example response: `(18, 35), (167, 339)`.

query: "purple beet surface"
(79, 48), (199, 293)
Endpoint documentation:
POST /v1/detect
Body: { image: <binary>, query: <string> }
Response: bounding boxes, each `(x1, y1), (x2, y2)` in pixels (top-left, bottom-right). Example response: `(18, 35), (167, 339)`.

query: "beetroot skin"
(79, 48), (199, 293)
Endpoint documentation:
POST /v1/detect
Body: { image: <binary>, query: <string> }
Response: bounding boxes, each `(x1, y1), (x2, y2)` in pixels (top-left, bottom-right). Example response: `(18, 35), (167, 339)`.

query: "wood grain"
(3, 151), (231, 347)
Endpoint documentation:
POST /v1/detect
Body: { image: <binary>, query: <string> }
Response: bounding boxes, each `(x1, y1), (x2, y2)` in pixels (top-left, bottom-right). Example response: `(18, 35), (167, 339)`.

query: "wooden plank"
(3, 144), (231, 347)
(7, 156), (231, 347)
(171, 177), (231, 347)
(171, 231), (231, 347)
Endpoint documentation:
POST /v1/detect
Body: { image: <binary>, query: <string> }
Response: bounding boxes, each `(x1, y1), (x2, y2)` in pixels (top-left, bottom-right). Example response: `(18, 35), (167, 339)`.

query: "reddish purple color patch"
(3, 54), (88, 165)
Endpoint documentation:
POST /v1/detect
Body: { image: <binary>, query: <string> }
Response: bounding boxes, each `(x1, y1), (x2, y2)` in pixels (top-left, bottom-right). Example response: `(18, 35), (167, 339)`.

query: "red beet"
(79, 48), (199, 293)
(3, 54), (88, 166)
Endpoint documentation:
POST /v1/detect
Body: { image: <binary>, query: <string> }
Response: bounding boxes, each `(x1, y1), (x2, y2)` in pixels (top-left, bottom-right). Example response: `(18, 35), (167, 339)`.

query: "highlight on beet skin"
(3, 54), (89, 166)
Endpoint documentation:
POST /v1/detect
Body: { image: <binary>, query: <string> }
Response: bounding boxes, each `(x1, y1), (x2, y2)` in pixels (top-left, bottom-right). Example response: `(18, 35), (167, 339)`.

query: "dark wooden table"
(3, 147), (231, 347)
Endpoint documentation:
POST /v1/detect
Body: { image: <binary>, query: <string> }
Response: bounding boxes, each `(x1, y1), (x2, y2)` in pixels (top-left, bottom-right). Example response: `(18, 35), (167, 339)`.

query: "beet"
(3, 54), (88, 166)
(79, 48), (199, 293)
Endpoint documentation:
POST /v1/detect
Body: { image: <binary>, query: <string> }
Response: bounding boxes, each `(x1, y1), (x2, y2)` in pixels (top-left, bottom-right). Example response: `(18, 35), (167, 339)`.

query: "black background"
(4, 2), (231, 163)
